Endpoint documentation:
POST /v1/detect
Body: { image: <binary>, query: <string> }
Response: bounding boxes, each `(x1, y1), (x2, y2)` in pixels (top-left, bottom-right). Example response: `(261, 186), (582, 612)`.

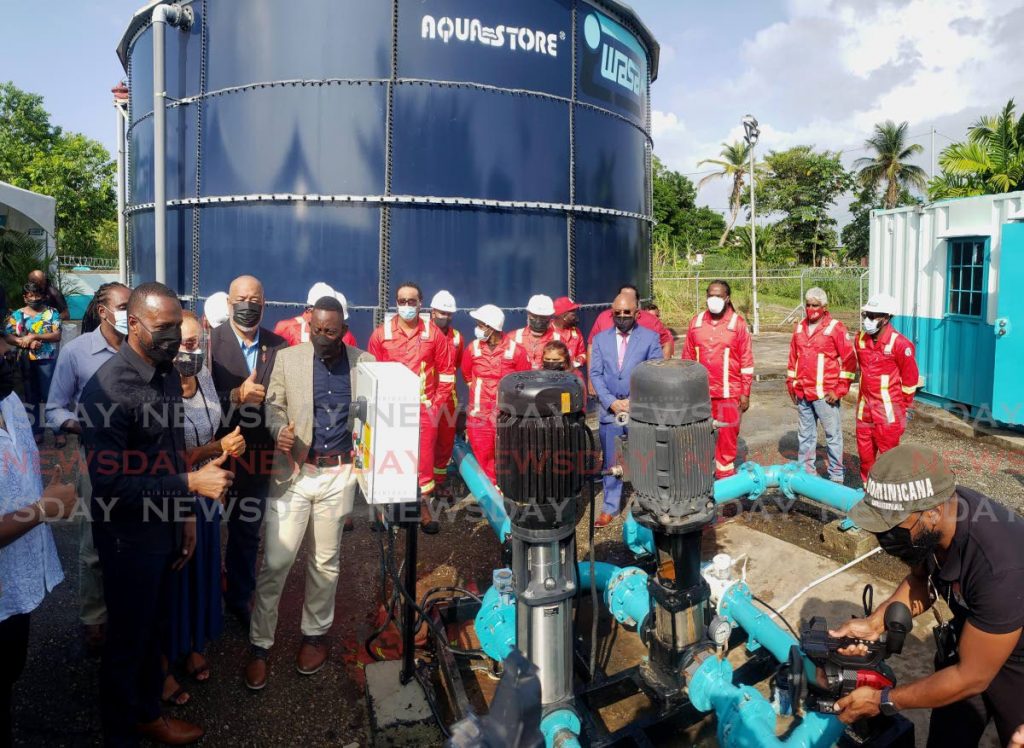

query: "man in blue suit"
(590, 292), (664, 526)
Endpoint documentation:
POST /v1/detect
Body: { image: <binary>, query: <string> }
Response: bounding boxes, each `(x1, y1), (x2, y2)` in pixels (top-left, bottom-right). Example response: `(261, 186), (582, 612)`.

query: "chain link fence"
(653, 266), (869, 331)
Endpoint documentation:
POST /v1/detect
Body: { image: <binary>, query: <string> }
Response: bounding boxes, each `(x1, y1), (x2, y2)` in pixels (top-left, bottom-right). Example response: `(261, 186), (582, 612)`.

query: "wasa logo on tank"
(421, 15), (566, 57)
(579, 5), (648, 115)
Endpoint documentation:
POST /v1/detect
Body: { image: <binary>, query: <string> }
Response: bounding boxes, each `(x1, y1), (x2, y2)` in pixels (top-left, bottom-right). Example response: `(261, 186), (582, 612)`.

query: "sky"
(3, 0), (1024, 220)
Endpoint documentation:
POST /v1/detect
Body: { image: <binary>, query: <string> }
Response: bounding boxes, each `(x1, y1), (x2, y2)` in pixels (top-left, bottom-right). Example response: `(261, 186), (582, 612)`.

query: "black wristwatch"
(879, 687), (899, 716)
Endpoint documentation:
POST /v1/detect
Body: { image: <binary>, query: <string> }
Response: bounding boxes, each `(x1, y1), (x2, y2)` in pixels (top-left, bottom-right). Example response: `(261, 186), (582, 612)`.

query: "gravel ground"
(11, 373), (1024, 746)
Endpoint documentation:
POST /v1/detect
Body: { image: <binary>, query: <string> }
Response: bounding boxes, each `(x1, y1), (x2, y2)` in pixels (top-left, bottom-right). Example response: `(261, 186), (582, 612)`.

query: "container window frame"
(944, 235), (990, 322)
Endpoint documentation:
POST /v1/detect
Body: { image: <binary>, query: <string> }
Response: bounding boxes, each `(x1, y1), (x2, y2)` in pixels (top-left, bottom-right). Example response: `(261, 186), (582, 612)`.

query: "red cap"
(553, 296), (579, 316)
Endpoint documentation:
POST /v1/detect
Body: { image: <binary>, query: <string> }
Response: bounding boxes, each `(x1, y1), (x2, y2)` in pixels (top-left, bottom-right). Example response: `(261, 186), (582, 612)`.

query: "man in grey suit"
(590, 292), (664, 526)
(244, 296), (374, 691)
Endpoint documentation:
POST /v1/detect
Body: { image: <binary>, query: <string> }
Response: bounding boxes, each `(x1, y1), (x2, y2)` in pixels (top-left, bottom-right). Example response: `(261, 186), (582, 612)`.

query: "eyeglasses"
(397, 298), (419, 306)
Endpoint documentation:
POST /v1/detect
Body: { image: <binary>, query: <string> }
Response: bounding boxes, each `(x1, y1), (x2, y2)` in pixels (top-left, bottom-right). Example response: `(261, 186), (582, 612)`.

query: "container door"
(993, 222), (1024, 425)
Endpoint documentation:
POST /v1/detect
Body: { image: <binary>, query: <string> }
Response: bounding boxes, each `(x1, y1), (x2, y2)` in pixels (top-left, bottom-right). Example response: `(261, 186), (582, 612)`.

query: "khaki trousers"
(249, 462), (356, 650)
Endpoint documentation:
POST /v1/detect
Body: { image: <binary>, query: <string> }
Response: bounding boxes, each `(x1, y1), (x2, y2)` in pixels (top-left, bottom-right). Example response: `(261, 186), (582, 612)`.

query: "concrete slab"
(365, 660), (441, 746)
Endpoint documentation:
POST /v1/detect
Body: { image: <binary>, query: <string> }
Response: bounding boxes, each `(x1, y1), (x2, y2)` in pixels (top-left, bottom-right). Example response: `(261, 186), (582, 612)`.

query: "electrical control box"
(352, 361), (421, 504)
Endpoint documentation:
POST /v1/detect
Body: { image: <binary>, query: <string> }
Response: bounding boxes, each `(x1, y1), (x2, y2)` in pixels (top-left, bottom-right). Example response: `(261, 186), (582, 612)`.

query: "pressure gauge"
(708, 615), (732, 648)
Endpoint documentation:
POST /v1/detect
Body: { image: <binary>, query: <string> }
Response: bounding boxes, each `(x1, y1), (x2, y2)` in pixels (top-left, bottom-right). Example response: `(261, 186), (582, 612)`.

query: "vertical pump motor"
(495, 371), (589, 711)
(620, 360), (717, 699)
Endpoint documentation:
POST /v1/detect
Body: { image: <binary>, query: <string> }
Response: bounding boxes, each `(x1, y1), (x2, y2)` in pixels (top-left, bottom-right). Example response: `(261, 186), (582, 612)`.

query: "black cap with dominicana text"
(849, 444), (957, 533)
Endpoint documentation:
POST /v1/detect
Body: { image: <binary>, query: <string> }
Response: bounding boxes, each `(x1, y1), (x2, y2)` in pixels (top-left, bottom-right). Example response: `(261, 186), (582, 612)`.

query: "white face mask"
(862, 317), (881, 335)
(474, 326), (488, 341)
(104, 306), (129, 337)
(707, 296), (726, 315)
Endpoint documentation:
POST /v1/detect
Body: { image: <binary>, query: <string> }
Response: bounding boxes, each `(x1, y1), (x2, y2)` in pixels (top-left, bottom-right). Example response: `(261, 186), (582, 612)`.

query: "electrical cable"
(751, 594), (799, 640)
(772, 546), (883, 617)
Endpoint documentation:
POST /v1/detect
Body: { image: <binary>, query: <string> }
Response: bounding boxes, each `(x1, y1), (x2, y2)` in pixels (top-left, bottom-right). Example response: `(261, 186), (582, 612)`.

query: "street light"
(742, 114), (760, 335)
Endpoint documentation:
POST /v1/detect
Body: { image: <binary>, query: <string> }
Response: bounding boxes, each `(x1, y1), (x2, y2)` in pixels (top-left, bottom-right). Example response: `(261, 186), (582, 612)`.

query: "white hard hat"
(203, 291), (229, 328)
(470, 304), (505, 332)
(526, 294), (555, 316)
(333, 291), (350, 320)
(307, 282), (335, 307)
(430, 290), (457, 313)
(861, 293), (898, 316)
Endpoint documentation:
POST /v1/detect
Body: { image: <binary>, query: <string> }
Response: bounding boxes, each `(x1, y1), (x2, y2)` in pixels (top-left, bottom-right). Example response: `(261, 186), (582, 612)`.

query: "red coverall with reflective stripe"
(461, 336), (531, 482)
(853, 326), (921, 480)
(786, 314), (857, 401)
(681, 308), (754, 478)
(433, 328), (465, 488)
(511, 327), (556, 370)
(273, 314), (357, 348)
(367, 316), (456, 495)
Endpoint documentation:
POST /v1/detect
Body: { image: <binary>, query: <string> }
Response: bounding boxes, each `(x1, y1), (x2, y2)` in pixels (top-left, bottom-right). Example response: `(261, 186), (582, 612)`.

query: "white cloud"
(651, 0), (1024, 216)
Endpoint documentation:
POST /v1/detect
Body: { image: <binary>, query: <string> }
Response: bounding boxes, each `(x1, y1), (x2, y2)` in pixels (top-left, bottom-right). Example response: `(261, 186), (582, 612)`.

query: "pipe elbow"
(151, 3), (192, 29)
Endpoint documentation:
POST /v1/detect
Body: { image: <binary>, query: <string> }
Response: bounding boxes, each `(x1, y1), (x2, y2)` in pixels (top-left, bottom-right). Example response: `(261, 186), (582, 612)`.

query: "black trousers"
(94, 530), (173, 747)
(0, 613), (30, 748)
(223, 486), (266, 613)
(925, 667), (1022, 747)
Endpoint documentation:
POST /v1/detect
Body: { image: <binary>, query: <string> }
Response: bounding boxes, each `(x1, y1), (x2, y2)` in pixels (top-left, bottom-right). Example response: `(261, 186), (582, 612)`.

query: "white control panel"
(352, 361), (421, 504)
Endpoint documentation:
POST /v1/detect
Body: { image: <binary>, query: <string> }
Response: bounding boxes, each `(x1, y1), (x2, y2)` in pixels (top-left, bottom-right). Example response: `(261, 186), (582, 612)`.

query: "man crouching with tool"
(831, 444), (1024, 747)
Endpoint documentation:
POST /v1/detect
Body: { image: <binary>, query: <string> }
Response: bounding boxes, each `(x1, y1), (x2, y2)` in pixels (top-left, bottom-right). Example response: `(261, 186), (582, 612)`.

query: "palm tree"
(854, 121), (928, 209)
(698, 140), (752, 246)
(929, 99), (1024, 199)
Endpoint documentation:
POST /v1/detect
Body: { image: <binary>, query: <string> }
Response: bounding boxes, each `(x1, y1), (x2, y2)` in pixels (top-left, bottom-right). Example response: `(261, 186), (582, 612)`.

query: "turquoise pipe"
(689, 657), (845, 748)
(452, 438), (511, 543)
(624, 461), (865, 558)
(540, 709), (582, 748)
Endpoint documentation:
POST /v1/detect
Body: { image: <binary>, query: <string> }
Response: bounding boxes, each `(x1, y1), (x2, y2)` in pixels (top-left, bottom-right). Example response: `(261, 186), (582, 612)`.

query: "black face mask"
(528, 316), (550, 334)
(433, 316), (451, 329)
(173, 350), (205, 378)
(613, 315), (636, 334)
(232, 301), (263, 330)
(27, 300), (45, 312)
(137, 320), (182, 367)
(0, 356), (17, 400)
(311, 333), (343, 361)
(877, 518), (942, 567)
(542, 361), (565, 372)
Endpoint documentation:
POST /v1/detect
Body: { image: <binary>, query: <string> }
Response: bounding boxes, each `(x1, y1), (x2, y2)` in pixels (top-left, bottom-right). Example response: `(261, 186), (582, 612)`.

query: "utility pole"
(930, 125), (936, 180)
(742, 115), (760, 335)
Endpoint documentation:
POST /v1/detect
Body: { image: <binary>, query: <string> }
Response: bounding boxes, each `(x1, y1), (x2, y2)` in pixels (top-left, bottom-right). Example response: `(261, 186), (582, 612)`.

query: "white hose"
(770, 546), (883, 618)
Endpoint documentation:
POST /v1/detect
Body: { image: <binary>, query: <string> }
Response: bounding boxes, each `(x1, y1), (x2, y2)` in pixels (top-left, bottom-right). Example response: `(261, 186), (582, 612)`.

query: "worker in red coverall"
(786, 287), (858, 482)
(682, 280), (754, 479)
(853, 293), (922, 481)
(429, 290), (464, 502)
(510, 295), (557, 369)
(588, 284), (674, 358)
(367, 281), (456, 533)
(462, 304), (530, 483)
(550, 296), (587, 378)
(274, 283), (358, 347)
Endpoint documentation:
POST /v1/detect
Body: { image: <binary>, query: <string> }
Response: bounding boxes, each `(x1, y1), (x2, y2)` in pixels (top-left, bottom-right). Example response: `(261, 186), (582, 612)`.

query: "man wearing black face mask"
(80, 282), (235, 745)
(832, 445), (1024, 746)
(209, 274), (287, 624)
(243, 296), (374, 690)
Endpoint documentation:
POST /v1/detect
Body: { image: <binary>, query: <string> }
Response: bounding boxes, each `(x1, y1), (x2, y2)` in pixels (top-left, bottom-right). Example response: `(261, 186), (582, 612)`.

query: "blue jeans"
(24, 358), (55, 437)
(796, 398), (844, 480)
(599, 422), (627, 515)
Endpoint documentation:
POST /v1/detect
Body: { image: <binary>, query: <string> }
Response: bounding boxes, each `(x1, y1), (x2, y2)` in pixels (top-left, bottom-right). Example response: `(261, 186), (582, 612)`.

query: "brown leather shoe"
(594, 512), (615, 528)
(343, 516), (354, 532)
(420, 500), (440, 535)
(296, 635), (328, 675)
(136, 716), (204, 745)
(245, 648), (269, 691)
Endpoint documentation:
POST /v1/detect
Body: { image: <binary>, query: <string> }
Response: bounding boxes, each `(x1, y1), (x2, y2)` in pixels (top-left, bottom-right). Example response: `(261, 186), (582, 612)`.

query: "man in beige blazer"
(245, 296), (374, 690)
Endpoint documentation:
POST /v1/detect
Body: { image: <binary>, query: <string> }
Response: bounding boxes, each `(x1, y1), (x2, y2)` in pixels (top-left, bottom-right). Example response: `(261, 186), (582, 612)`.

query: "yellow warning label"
(561, 392), (570, 413)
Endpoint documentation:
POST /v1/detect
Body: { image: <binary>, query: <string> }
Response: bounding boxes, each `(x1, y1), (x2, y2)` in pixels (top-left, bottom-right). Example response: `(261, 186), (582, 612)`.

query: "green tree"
(0, 81), (116, 256)
(652, 155), (725, 257)
(751, 146), (853, 266)
(729, 222), (795, 266)
(840, 184), (877, 262)
(854, 120), (927, 208)
(697, 140), (752, 246)
(929, 99), (1024, 199)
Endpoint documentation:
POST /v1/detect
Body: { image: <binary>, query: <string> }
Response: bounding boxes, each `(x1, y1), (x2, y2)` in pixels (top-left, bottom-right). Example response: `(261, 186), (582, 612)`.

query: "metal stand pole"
(396, 499), (419, 685)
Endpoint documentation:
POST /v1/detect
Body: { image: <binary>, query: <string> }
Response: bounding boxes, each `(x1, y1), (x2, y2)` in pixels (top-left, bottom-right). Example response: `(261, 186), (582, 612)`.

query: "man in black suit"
(209, 275), (287, 622)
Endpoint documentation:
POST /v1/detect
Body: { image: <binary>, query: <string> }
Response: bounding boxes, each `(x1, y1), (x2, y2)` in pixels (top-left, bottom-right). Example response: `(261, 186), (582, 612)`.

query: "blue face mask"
(397, 305), (419, 322)
(104, 306), (129, 337)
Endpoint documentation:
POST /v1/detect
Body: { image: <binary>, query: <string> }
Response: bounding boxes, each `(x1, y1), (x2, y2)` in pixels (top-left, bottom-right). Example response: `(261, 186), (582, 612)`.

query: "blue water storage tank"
(118, 0), (658, 342)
